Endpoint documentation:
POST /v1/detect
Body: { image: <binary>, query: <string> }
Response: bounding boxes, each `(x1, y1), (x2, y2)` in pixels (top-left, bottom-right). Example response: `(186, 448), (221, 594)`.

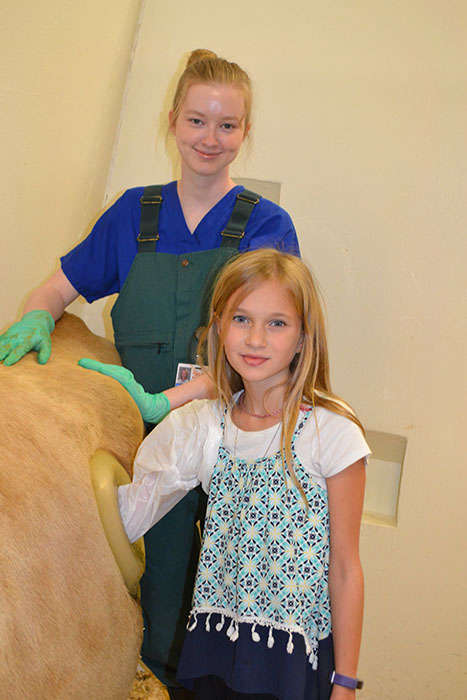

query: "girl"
(111, 248), (369, 699)
(1, 50), (299, 696)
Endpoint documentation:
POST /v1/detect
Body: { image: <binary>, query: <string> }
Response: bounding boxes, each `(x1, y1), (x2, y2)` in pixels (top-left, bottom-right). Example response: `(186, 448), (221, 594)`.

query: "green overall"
(110, 185), (260, 688)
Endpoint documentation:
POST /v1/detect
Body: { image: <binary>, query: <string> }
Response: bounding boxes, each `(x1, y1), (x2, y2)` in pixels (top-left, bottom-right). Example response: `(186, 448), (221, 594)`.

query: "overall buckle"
(221, 230), (245, 239)
(137, 233), (160, 242)
(236, 193), (260, 205)
(140, 195), (162, 205)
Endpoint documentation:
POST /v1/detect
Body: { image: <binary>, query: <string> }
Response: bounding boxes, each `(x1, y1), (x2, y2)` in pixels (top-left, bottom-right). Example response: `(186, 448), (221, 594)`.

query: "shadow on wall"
(0, 313), (145, 700)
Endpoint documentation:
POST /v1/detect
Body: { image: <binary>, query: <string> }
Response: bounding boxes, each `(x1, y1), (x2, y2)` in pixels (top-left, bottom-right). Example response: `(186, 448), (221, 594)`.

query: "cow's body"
(0, 313), (145, 699)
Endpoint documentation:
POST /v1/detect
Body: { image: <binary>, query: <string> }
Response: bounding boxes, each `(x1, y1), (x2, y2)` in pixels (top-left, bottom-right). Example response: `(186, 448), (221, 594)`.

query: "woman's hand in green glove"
(0, 310), (55, 366)
(78, 358), (170, 424)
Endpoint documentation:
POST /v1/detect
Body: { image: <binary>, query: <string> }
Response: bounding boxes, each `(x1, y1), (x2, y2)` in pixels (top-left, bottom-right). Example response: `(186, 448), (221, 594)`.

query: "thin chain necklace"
(233, 420), (282, 461)
(237, 390), (282, 419)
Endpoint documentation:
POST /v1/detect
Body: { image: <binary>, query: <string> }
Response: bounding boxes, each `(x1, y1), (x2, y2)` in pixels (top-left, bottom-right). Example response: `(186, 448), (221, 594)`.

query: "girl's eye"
(189, 118), (203, 125)
(233, 315), (249, 324)
(270, 320), (285, 328)
(221, 122), (236, 130)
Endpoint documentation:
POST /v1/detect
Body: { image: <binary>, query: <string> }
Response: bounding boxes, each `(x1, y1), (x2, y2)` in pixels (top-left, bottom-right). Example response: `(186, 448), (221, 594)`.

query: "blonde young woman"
(1, 51), (299, 697)
(83, 249), (369, 700)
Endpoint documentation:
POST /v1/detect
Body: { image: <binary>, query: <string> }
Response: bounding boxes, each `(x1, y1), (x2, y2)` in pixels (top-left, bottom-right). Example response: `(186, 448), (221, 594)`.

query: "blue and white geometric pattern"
(189, 410), (331, 667)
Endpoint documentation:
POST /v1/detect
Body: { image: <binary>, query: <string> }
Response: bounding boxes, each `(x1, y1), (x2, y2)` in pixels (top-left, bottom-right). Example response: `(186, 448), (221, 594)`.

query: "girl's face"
(170, 82), (249, 180)
(223, 280), (303, 393)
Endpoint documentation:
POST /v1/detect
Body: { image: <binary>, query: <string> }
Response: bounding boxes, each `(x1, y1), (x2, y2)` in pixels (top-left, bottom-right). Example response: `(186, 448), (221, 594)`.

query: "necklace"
(233, 420), (282, 461)
(237, 391), (282, 419)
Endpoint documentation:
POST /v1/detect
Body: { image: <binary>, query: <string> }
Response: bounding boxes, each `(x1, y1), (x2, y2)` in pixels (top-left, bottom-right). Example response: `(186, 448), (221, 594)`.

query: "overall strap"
(221, 189), (261, 249)
(137, 184), (163, 253)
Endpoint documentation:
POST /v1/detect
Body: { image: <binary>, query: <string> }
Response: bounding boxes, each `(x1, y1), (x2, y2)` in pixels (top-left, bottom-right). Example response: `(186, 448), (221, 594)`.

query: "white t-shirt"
(119, 398), (370, 543)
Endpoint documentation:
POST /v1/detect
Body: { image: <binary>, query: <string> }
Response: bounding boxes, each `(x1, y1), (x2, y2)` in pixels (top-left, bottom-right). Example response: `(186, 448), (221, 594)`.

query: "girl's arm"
(326, 458), (366, 699)
(163, 371), (215, 408)
(118, 399), (222, 543)
(119, 404), (209, 542)
(78, 361), (215, 423)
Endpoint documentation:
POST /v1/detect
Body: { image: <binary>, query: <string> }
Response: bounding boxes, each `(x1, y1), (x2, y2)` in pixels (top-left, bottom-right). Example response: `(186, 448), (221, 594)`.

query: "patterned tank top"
(187, 408), (332, 668)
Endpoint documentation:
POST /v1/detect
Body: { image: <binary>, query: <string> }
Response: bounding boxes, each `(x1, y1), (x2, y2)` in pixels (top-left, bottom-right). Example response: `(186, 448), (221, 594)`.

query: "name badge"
(175, 362), (203, 386)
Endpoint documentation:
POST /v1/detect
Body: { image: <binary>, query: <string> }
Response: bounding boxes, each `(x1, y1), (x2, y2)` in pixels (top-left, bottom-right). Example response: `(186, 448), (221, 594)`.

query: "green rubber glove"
(0, 310), (55, 366)
(78, 358), (170, 424)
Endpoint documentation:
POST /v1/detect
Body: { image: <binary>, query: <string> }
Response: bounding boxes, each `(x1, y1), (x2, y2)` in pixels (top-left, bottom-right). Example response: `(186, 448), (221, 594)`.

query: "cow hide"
(0, 312), (145, 699)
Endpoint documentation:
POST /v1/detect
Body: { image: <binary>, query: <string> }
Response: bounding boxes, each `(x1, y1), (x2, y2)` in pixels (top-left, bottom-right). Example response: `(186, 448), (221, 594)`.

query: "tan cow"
(0, 313), (145, 700)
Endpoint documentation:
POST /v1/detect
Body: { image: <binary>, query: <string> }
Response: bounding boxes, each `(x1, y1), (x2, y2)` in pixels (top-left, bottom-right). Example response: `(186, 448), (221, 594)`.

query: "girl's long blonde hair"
(199, 249), (364, 501)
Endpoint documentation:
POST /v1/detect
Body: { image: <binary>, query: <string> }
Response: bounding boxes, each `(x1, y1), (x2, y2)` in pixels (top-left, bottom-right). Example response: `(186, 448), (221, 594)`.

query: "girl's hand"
(79, 358), (215, 421)
(78, 359), (170, 423)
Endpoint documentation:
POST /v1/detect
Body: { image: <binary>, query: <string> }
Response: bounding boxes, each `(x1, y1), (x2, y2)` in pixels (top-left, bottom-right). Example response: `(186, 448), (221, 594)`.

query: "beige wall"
(105, 1), (467, 698)
(0, 0), (142, 328)
(1, 0), (466, 697)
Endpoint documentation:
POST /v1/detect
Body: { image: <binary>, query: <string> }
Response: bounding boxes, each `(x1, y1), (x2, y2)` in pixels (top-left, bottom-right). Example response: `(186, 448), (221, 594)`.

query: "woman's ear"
(168, 110), (176, 135)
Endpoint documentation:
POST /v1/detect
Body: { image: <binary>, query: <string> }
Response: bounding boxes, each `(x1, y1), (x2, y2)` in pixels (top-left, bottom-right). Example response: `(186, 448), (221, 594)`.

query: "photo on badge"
(175, 362), (202, 385)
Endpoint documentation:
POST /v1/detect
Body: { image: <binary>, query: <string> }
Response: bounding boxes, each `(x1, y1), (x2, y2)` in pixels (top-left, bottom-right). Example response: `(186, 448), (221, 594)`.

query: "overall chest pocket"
(113, 330), (174, 395)
(114, 329), (173, 353)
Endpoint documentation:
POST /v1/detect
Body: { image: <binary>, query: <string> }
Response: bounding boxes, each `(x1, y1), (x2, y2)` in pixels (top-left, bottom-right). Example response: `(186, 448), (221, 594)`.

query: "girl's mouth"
(241, 354), (268, 366)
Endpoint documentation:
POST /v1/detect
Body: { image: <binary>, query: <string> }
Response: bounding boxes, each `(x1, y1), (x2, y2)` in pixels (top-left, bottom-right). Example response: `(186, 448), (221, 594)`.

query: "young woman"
(0, 51), (300, 697)
(83, 249), (368, 699)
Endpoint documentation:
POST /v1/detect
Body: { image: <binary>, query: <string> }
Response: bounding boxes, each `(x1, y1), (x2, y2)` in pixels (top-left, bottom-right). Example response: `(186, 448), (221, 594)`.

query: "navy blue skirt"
(177, 613), (334, 700)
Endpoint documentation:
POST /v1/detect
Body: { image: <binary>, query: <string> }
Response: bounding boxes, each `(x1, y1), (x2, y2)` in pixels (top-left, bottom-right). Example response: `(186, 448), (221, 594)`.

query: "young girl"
(2, 50), (299, 695)
(113, 248), (369, 699)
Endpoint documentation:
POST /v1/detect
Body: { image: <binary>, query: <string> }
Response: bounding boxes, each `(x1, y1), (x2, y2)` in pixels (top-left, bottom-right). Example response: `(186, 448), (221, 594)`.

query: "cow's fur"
(0, 313), (145, 699)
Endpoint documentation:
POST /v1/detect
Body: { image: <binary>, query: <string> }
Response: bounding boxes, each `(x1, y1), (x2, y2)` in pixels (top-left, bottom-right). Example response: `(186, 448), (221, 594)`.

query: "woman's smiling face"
(170, 82), (248, 179)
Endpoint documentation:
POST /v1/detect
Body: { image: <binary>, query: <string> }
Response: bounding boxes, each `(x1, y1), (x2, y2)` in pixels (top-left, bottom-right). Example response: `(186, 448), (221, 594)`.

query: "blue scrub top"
(61, 182), (299, 304)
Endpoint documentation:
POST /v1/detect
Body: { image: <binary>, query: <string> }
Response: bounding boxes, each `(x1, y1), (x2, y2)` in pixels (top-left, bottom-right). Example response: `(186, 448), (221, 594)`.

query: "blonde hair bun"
(187, 49), (218, 67)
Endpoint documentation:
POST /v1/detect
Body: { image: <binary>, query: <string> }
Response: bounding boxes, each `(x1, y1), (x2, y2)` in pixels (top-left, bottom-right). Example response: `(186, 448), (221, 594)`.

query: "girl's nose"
(246, 324), (267, 347)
